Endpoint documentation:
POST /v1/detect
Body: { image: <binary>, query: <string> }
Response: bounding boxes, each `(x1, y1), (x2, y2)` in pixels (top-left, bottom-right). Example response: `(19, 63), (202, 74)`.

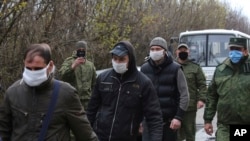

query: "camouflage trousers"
(215, 123), (229, 141)
(80, 98), (90, 111)
(177, 110), (196, 141)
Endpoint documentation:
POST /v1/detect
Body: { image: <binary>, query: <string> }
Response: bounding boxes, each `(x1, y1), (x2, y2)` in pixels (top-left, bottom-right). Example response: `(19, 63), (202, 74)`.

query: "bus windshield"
(178, 29), (250, 85)
(180, 34), (234, 67)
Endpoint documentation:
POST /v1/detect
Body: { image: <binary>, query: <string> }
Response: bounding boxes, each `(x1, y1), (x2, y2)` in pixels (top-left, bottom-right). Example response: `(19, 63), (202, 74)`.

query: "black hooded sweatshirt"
(87, 41), (163, 141)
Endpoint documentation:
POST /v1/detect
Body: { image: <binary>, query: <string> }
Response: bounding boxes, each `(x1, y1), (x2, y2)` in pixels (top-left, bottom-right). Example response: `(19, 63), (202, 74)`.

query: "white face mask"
(22, 64), (49, 87)
(149, 50), (164, 61)
(112, 59), (128, 74)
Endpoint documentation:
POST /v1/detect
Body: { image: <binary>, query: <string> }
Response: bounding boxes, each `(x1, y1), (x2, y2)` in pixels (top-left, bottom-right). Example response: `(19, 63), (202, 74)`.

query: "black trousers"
(142, 120), (177, 141)
(162, 121), (177, 141)
(137, 135), (142, 141)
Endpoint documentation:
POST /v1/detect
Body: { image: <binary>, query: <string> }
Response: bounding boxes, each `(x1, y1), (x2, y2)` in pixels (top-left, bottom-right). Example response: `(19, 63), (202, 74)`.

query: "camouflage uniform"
(59, 51), (96, 109)
(177, 60), (207, 141)
(204, 56), (250, 141)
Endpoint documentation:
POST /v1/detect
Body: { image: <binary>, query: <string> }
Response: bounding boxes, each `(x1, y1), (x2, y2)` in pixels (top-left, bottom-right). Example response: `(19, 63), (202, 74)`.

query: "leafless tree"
(0, 0), (249, 89)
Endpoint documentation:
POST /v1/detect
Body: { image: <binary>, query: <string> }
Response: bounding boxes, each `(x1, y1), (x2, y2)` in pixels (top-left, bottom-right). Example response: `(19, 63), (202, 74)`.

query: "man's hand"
(197, 100), (205, 109)
(71, 57), (86, 69)
(170, 118), (181, 130)
(204, 123), (213, 135)
(138, 123), (143, 134)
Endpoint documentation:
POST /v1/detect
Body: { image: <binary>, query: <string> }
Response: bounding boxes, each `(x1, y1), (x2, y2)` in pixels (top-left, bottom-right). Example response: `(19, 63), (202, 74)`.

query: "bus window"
(180, 35), (206, 66)
(189, 44), (205, 66)
(178, 29), (250, 86)
(247, 39), (250, 51)
(207, 34), (233, 66)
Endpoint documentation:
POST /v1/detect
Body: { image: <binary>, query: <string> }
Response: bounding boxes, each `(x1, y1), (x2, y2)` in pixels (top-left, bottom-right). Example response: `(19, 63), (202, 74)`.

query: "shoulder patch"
(190, 61), (199, 66)
(217, 64), (226, 72)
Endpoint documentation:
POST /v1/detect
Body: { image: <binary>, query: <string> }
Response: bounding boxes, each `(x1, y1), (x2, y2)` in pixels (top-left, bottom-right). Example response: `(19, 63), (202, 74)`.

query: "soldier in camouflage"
(176, 43), (207, 141)
(204, 37), (250, 141)
(59, 40), (96, 109)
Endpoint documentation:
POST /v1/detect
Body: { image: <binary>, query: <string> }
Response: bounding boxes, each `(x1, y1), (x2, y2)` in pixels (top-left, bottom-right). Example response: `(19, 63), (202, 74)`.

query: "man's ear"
(243, 49), (249, 56)
(48, 61), (54, 72)
(175, 49), (179, 56)
(187, 49), (190, 55)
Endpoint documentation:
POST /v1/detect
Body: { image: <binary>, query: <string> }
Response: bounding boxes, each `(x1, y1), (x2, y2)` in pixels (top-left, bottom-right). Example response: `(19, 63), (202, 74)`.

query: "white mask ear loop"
(48, 64), (56, 77)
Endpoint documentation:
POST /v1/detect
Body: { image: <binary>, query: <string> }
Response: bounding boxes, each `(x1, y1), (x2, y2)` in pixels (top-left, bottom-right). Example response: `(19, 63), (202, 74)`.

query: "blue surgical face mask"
(229, 50), (243, 64)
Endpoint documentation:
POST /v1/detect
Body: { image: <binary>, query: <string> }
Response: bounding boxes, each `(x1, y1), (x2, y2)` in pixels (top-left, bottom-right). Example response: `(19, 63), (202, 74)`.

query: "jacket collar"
(22, 75), (54, 91)
(111, 69), (138, 83)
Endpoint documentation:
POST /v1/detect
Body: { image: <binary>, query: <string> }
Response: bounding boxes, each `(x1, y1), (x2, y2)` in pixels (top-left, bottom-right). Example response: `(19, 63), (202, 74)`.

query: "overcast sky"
(221, 0), (250, 19)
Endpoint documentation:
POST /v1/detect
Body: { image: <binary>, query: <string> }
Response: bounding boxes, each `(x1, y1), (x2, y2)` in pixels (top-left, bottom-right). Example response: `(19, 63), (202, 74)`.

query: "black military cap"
(228, 37), (247, 48)
(110, 43), (128, 57)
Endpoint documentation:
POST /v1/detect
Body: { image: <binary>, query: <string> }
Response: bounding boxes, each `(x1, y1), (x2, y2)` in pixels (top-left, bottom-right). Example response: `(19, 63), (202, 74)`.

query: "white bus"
(177, 29), (250, 85)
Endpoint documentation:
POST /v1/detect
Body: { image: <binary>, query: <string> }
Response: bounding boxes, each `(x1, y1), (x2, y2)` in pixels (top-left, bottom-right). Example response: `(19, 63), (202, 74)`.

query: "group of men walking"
(0, 36), (249, 141)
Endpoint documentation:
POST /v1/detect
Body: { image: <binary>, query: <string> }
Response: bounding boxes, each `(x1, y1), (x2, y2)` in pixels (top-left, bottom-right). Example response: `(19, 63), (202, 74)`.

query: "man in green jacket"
(0, 43), (97, 141)
(204, 37), (250, 141)
(59, 40), (96, 110)
(176, 43), (207, 141)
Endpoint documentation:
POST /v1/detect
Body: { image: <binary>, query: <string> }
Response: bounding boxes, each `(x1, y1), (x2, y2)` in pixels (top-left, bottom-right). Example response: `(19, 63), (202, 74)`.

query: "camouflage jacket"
(179, 60), (207, 111)
(204, 56), (250, 124)
(59, 52), (96, 101)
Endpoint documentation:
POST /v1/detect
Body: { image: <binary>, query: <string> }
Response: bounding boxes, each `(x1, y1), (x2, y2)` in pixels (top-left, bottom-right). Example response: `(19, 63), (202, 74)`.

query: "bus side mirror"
(170, 37), (179, 44)
(170, 39), (174, 44)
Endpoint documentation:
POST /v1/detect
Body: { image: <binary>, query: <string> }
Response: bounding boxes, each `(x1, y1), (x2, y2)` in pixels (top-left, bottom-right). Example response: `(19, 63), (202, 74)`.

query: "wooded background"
(0, 0), (250, 92)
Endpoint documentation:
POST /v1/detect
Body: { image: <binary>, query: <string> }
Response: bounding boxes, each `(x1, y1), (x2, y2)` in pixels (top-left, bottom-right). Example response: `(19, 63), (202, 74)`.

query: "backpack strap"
(38, 80), (60, 141)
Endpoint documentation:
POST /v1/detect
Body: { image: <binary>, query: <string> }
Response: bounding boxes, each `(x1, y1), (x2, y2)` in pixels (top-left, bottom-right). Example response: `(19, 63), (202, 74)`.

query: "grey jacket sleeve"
(175, 68), (189, 121)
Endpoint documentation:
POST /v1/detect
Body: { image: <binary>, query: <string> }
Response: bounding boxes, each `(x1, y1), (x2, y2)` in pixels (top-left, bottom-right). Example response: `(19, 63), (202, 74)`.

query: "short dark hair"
(23, 43), (52, 64)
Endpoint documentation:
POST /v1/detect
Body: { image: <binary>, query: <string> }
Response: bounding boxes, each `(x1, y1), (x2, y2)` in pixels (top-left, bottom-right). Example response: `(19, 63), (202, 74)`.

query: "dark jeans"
(142, 120), (177, 141)
(137, 135), (142, 141)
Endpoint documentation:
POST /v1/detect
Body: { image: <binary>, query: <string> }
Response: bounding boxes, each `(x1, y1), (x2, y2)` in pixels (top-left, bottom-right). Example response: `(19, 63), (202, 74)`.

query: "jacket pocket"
(130, 114), (136, 136)
(11, 106), (29, 127)
(123, 91), (141, 108)
(185, 72), (195, 82)
(214, 75), (231, 96)
(99, 82), (114, 105)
